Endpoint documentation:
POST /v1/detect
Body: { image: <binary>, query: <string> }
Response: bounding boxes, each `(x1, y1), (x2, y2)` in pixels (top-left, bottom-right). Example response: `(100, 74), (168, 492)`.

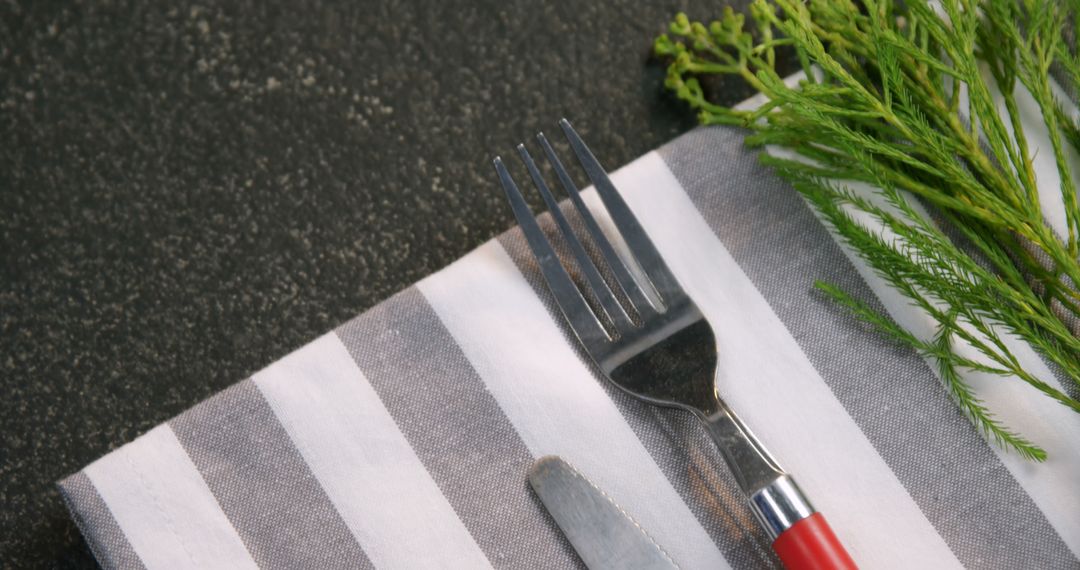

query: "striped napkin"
(60, 124), (1080, 569)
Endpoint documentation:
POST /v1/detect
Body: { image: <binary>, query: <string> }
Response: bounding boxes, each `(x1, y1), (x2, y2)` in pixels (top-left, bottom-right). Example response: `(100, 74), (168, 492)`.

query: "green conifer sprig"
(655, 0), (1080, 460)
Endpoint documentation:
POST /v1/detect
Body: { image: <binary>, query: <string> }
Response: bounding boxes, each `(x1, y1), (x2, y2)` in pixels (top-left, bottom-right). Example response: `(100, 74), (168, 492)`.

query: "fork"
(493, 119), (857, 570)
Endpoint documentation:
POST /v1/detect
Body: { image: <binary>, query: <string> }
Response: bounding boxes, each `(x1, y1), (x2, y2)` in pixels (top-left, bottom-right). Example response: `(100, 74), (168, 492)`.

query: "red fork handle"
(772, 513), (857, 570)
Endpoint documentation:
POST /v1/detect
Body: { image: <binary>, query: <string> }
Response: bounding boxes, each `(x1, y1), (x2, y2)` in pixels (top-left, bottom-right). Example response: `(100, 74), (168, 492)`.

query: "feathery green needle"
(655, 0), (1080, 460)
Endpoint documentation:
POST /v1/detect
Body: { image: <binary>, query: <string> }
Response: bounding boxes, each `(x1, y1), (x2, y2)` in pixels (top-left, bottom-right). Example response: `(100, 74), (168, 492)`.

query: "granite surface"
(1, 0), (786, 566)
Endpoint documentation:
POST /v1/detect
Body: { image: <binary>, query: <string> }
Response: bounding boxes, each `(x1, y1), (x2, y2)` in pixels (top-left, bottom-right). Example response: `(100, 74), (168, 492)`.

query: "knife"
(528, 456), (679, 570)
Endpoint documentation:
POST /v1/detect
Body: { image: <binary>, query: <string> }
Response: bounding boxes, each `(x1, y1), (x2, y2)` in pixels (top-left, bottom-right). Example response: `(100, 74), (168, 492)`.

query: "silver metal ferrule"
(749, 475), (815, 540)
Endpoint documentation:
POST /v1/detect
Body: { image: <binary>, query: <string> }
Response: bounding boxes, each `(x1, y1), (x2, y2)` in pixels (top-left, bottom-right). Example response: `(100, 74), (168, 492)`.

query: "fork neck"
(694, 396), (785, 495)
(695, 398), (817, 540)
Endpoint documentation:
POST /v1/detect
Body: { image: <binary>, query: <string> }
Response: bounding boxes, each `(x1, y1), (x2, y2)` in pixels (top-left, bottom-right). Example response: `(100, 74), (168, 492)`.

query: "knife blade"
(528, 456), (679, 570)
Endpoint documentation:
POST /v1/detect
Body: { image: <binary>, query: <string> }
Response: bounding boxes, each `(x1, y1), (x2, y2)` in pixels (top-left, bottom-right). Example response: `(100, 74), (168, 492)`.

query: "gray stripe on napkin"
(169, 380), (374, 570)
(335, 287), (584, 570)
(497, 228), (779, 570)
(658, 126), (1079, 570)
(59, 472), (148, 570)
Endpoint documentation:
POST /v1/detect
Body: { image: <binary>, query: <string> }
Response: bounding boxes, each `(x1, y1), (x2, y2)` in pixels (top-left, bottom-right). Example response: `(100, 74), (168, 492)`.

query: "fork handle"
(749, 476), (857, 570)
(772, 512), (857, 570)
(700, 404), (857, 570)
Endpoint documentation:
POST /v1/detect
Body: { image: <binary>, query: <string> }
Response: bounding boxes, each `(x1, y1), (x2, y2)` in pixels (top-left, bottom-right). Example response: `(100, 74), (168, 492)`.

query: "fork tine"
(537, 132), (660, 321)
(493, 157), (611, 345)
(515, 144), (634, 333)
(558, 119), (685, 305)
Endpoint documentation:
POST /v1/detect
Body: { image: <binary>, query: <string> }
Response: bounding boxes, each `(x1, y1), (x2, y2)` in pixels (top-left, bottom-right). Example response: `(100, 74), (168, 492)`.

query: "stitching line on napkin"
(563, 461), (682, 569)
(122, 450), (202, 568)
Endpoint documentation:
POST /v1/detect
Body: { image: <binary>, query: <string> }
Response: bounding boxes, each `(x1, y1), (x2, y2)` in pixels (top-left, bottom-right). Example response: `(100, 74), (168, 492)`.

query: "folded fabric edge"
(49, 130), (708, 569)
(58, 478), (108, 568)
(58, 472), (147, 570)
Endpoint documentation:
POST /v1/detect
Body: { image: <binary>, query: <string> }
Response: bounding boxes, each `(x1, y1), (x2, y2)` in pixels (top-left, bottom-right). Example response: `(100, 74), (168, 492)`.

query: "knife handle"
(772, 513), (857, 570)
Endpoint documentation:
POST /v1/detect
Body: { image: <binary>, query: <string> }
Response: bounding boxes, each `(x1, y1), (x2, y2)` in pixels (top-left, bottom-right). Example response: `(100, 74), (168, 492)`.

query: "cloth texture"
(59, 125), (1080, 569)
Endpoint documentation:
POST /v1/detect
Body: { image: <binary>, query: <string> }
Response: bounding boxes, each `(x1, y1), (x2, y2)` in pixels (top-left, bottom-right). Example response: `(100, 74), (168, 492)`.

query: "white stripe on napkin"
(251, 333), (492, 570)
(84, 424), (259, 570)
(418, 241), (733, 570)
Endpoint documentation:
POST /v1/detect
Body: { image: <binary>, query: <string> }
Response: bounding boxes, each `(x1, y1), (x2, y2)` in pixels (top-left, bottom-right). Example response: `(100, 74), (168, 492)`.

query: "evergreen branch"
(814, 281), (1048, 461)
(655, 0), (1080, 459)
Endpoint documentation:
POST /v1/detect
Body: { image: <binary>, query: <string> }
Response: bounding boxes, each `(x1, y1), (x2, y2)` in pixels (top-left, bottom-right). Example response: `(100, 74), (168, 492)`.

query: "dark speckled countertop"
(1, 0), (772, 565)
